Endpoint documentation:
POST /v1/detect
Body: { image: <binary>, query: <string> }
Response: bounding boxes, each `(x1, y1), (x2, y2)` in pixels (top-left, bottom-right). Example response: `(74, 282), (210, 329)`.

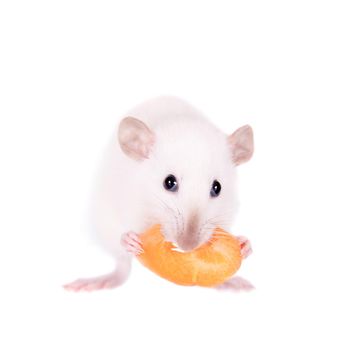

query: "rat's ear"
(228, 125), (254, 165)
(118, 117), (155, 161)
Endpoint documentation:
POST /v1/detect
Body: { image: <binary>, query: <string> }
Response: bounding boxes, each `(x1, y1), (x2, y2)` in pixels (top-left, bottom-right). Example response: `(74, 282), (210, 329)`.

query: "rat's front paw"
(121, 231), (144, 256)
(236, 236), (252, 259)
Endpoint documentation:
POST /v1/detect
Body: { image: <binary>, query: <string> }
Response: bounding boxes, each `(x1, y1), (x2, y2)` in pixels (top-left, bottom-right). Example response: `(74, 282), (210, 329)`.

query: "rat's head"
(118, 115), (253, 251)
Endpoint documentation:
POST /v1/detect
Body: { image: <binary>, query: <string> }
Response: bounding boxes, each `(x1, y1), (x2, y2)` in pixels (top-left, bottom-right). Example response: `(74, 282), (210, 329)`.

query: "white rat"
(64, 96), (254, 292)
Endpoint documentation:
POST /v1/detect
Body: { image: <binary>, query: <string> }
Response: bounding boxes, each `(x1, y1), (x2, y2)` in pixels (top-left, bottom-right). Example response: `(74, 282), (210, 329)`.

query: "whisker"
(168, 197), (185, 235)
(205, 210), (236, 222)
(151, 193), (181, 235)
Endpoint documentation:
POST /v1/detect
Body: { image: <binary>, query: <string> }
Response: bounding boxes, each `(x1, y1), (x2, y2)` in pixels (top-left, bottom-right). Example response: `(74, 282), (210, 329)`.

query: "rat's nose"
(176, 211), (200, 251)
(176, 233), (200, 251)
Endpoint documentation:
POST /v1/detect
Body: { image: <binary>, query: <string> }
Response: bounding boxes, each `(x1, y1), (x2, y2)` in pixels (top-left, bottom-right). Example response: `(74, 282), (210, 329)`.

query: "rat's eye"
(163, 174), (178, 192)
(210, 180), (221, 197)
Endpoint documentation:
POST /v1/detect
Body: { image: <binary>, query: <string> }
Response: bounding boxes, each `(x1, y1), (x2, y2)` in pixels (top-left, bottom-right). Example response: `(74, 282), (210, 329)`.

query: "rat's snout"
(176, 211), (201, 251)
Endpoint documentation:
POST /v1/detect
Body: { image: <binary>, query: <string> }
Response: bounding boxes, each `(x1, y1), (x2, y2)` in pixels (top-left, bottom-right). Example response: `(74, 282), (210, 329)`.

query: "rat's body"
(64, 96), (254, 292)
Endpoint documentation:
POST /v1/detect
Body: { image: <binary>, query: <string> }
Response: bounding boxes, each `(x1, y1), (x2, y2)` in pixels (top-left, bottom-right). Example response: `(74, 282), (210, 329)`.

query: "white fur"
(90, 96), (239, 264)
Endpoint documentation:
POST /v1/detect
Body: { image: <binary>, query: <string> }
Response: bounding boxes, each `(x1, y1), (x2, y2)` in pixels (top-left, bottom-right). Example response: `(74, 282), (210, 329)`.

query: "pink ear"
(228, 125), (254, 165)
(118, 117), (155, 161)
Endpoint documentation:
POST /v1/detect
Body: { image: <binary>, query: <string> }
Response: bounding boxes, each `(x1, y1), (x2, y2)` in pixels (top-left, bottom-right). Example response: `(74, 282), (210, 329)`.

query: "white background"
(1, 1), (349, 349)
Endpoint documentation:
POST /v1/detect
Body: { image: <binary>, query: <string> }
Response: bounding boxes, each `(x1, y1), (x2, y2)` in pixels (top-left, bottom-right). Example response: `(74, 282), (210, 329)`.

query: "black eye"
(163, 174), (178, 192)
(210, 180), (221, 197)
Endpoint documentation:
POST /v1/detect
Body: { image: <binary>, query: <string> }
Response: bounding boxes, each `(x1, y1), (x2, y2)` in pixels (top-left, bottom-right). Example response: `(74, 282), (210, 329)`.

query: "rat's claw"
(126, 231), (141, 243)
(236, 236), (252, 259)
(121, 231), (144, 256)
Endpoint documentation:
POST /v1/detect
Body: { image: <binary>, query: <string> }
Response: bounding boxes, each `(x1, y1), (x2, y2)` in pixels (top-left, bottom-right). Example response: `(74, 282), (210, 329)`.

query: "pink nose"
(176, 233), (200, 251)
(177, 211), (200, 251)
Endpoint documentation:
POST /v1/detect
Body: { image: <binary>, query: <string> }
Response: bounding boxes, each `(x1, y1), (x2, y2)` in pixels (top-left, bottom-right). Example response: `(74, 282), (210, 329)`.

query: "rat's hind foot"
(64, 274), (119, 292)
(236, 236), (252, 259)
(215, 276), (255, 292)
(121, 231), (143, 256)
(63, 260), (131, 292)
